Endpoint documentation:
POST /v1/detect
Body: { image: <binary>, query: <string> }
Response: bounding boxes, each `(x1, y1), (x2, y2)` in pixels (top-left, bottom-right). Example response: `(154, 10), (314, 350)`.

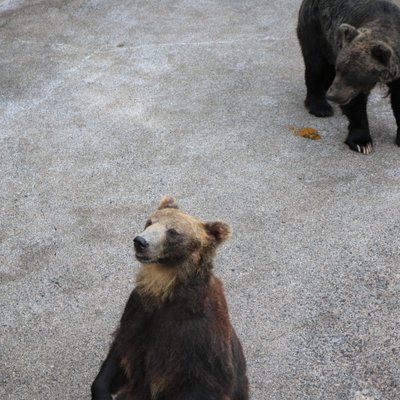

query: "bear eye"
(145, 219), (152, 228)
(167, 228), (179, 236)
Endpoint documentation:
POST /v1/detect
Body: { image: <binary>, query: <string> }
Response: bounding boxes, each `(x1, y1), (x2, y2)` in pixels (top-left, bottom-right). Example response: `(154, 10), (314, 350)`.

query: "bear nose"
(134, 236), (149, 251)
(326, 88), (335, 101)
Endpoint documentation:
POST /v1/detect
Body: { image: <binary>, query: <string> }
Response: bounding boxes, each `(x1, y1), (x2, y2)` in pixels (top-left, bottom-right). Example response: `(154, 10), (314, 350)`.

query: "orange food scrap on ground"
(288, 125), (321, 140)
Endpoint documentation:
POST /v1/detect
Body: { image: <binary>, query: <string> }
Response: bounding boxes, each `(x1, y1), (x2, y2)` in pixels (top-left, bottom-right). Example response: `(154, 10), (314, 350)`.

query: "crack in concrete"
(0, 29), (290, 55)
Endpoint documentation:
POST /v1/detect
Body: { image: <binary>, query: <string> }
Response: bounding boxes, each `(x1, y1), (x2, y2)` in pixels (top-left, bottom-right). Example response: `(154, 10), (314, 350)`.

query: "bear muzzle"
(134, 226), (166, 263)
(326, 82), (356, 105)
(134, 236), (152, 262)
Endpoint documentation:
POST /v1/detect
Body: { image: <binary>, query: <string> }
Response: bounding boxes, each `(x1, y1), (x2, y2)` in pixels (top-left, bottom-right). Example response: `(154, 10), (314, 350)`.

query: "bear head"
(133, 196), (231, 300)
(327, 23), (397, 105)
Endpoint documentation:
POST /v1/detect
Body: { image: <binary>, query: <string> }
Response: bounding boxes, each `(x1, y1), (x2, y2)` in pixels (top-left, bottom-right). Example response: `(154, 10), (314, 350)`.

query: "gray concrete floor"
(1, 1), (399, 399)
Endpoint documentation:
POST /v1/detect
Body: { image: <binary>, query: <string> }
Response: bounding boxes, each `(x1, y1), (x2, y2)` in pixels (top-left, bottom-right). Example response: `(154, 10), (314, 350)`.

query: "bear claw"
(353, 143), (373, 155)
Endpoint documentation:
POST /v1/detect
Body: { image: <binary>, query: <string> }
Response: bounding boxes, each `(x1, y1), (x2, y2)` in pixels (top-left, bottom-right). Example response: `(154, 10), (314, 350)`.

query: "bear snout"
(326, 84), (354, 105)
(134, 236), (149, 251)
(134, 236), (152, 262)
(134, 227), (166, 263)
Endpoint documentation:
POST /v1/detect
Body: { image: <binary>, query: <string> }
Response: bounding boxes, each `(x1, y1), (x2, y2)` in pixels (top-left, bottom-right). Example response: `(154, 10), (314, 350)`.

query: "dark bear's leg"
(389, 79), (400, 146)
(298, 25), (335, 117)
(304, 59), (335, 117)
(341, 93), (372, 154)
(91, 347), (127, 400)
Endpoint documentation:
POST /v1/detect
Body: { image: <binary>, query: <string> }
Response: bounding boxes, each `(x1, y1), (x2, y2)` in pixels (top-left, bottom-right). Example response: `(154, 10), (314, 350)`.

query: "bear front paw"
(346, 129), (373, 155)
(305, 97), (334, 118)
(396, 129), (400, 146)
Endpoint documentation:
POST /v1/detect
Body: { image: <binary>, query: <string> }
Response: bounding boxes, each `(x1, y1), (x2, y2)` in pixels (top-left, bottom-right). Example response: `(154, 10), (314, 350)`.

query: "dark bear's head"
(327, 23), (397, 105)
(133, 196), (231, 268)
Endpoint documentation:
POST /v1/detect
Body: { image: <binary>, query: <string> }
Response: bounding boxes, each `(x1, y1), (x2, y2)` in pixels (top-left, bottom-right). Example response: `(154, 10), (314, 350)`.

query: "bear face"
(326, 24), (396, 105)
(134, 196), (230, 266)
(133, 196), (231, 300)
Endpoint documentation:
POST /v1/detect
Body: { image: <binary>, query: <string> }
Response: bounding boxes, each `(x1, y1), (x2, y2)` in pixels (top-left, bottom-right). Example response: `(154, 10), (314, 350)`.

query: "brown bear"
(91, 196), (249, 400)
(297, 0), (400, 154)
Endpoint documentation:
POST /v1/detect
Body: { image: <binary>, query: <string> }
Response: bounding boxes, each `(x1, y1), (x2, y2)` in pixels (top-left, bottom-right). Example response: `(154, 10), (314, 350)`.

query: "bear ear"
(371, 42), (393, 66)
(157, 195), (179, 210)
(339, 24), (358, 46)
(204, 221), (231, 245)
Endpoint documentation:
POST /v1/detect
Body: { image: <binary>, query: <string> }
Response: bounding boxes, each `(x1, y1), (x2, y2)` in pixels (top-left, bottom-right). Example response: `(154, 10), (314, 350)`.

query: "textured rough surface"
(0, 1), (399, 399)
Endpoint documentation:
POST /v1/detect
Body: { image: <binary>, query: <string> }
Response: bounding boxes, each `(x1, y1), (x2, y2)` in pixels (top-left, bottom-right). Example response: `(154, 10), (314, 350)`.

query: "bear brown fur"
(91, 196), (248, 400)
(297, 0), (400, 154)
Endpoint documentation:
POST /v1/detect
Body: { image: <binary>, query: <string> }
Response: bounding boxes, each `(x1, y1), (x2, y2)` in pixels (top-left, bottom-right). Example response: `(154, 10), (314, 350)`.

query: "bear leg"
(91, 348), (127, 400)
(304, 58), (335, 117)
(389, 79), (400, 146)
(341, 94), (373, 155)
(298, 26), (335, 118)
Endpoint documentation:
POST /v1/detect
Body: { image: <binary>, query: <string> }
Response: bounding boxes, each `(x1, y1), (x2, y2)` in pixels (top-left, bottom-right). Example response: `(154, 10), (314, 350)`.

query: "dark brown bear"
(91, 196), (249, 400)
(297, 0), (400, 154)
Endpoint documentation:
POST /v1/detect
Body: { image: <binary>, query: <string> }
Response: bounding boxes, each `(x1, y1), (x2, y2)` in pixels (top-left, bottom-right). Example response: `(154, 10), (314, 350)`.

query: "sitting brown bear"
(91, 196), (249, 400)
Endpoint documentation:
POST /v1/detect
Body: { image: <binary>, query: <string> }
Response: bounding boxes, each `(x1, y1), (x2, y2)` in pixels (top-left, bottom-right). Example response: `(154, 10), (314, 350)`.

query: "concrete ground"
(1, 1), (399, 399)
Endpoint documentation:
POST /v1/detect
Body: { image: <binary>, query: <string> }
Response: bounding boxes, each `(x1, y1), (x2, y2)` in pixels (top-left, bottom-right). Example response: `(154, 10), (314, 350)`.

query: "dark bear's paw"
(345, 136), (373, 155)
(396, 130), (400, 147)
(305, 97), (334, 118)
